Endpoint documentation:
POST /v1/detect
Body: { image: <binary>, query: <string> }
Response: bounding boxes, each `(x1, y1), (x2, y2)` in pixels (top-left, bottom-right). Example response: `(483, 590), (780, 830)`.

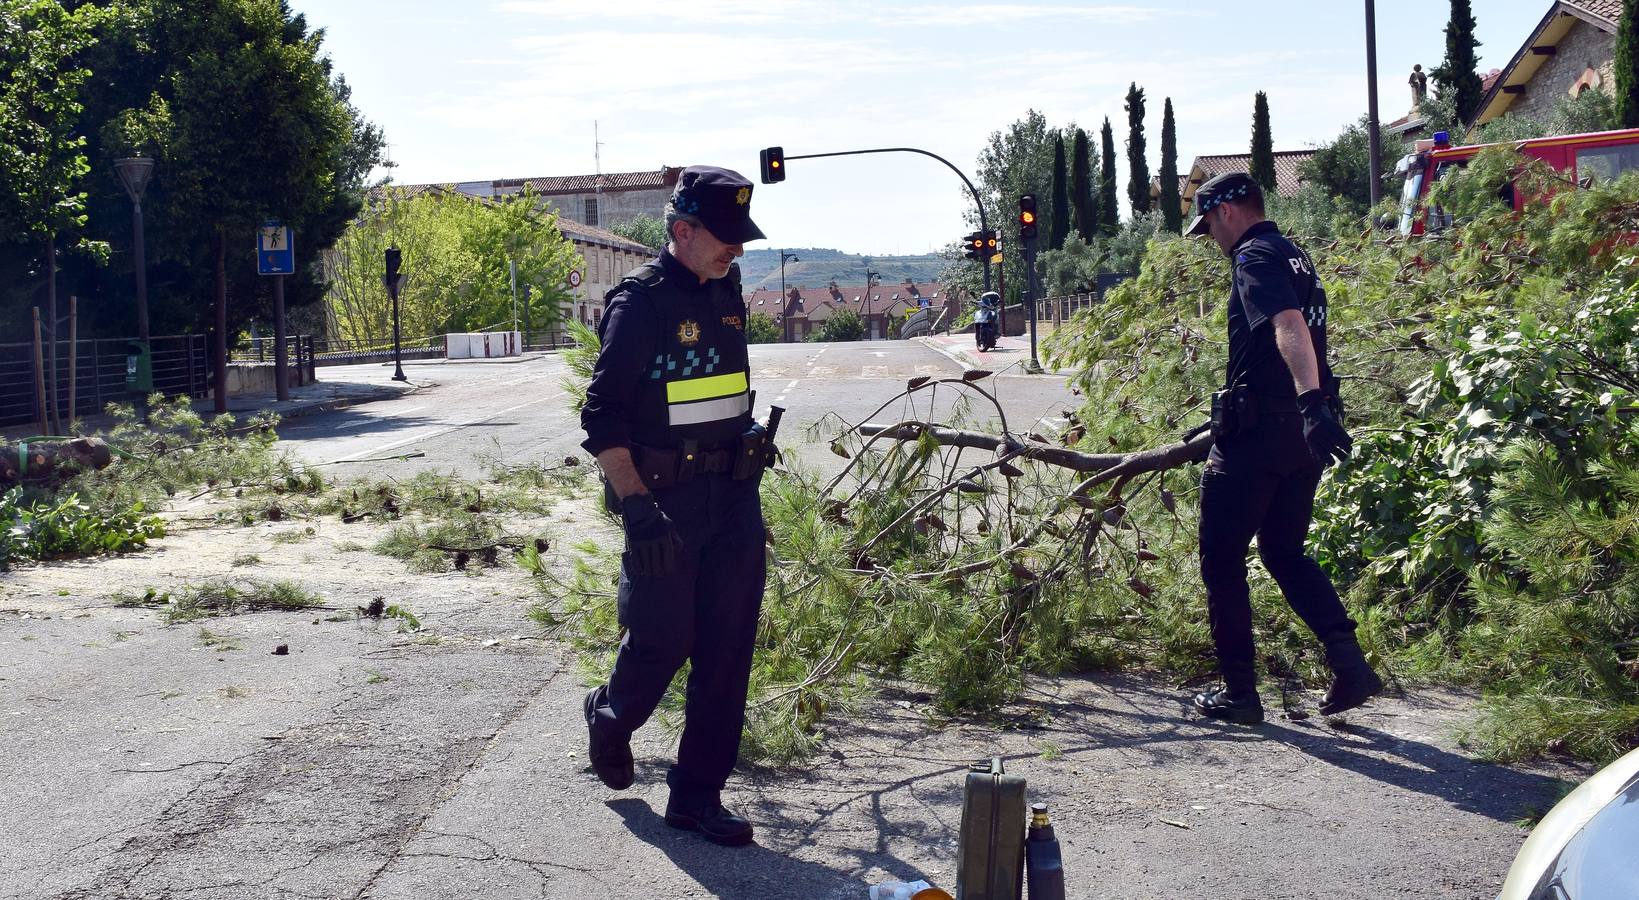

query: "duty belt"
(632, 441), (737, 488)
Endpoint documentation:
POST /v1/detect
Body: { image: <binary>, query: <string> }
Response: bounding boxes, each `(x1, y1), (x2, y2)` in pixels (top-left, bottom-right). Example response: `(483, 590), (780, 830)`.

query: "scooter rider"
(974, 290), (1000, 350)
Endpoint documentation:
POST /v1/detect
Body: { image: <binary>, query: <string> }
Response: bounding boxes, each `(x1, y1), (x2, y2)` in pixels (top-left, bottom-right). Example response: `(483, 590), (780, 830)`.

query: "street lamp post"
(863, 269), (879, 340)
(778, 250), (799, 341)
(1365, 0), (1385, 211)
(114, 158), (155, 343)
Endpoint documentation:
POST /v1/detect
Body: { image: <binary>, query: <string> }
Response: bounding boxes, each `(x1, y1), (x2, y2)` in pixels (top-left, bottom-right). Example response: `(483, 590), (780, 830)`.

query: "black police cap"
(671, 165), (766, 244)
(1186, 172), (1263, 237)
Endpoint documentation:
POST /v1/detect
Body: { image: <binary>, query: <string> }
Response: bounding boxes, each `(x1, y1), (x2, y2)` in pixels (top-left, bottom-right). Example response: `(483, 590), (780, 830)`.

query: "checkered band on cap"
(1197, 181), (1251, 217)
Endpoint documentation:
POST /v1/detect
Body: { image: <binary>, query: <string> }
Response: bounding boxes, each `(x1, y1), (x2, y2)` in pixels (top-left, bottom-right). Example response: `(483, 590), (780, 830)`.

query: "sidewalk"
(1, 363), (416, 442)
(917, 330), (1070, 376)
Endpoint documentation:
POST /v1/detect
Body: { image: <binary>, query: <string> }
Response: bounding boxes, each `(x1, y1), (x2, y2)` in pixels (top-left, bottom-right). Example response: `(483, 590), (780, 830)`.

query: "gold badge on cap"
(677, 319), (702, 346)
(735, 187), (750, 206)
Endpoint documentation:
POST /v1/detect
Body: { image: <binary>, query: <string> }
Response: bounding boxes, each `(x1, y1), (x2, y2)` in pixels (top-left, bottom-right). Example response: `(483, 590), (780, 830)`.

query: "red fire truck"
(1396, 127), (1639, 236)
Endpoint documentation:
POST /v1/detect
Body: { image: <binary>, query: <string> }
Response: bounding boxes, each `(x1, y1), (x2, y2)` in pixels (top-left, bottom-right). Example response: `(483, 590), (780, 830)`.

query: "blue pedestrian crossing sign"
(256, 222), (294, 275)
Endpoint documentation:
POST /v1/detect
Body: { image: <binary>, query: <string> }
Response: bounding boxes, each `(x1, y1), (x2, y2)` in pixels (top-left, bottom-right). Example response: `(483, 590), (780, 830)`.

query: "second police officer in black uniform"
(579, 166), (770, 846)
(1185, 172), (1384, 725)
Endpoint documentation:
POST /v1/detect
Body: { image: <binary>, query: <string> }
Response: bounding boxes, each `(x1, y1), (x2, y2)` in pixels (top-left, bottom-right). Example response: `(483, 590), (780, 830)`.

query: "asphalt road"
(274, 340), (1079, 479)
(0, 339), (1577, 899)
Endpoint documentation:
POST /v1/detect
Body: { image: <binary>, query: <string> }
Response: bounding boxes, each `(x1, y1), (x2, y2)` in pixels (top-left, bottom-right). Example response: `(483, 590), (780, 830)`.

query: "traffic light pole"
(1023, 238), (1042, 374)
(781, 146), (992, 293)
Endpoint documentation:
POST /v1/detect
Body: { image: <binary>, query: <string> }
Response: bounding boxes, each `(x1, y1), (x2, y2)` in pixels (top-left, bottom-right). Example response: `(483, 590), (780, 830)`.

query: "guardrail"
(0, 334), (209, 428)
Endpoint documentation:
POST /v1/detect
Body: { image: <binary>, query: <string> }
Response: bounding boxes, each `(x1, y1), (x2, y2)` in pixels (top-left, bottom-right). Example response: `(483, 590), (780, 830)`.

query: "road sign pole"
(273, 274), (289, 401)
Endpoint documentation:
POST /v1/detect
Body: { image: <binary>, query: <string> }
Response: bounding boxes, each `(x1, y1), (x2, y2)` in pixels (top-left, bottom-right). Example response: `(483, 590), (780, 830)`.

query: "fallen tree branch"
(859, 422), (1212, 475)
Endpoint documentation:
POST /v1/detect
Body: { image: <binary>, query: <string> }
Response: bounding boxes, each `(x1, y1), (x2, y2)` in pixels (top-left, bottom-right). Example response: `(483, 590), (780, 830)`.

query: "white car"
(1497, 746), (1639, 899)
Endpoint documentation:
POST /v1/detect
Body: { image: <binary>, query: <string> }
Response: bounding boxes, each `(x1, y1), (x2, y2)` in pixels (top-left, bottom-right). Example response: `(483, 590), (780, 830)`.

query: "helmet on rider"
(979, 291), (1000, 308)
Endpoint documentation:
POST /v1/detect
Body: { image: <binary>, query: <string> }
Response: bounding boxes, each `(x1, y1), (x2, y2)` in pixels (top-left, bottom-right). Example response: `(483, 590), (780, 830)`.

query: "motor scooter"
(974, 301), (998, 352)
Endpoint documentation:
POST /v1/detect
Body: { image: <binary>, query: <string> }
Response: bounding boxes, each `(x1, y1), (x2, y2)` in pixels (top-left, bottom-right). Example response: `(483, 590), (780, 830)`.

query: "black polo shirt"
(1223, 221), (1331, 402)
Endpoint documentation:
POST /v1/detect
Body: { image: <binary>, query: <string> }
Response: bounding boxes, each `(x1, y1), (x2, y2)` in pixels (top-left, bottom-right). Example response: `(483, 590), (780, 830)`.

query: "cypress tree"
(1125, 83), (1150, 215)
(1250, 91), (1277, 195)
(1431, 0), (1485, 125)
(1071, 127), (1095, 242)
(1158, 98), (1182, 233)
(1617, 0), (1639, 127)
(1099, 118), (1119, 235)
(1050, 131), (1070, 249)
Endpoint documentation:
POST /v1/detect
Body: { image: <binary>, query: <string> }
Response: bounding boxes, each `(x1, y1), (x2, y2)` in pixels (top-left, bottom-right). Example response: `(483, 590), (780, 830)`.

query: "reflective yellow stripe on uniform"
(665, 371), (750, 427)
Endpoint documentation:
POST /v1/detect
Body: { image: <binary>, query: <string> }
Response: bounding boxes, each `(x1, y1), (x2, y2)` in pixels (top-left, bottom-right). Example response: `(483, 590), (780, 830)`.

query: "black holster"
(1209, 385), (1260, 441)
(731, 425), (767, 481)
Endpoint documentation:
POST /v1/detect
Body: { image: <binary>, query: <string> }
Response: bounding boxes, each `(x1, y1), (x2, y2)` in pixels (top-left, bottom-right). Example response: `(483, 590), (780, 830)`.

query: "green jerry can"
(125, 340), (154, 394)
(955, 757), (1026, 900)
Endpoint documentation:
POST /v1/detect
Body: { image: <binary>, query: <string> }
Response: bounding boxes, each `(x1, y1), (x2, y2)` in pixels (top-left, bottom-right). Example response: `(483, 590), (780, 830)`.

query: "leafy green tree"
(1050, 132), (1070, 250)
(1158, 98), (1182, 233)
(1070, 127), (1096, 243)
(973, 109), (1055, 303)
(745, 312), (779, 344)
(810, 308), (863, 342)
(1300, 115), (1395, 216)
(1099, 119), (1119, 235)
(1431, 0), (1484, 125)
(1037, 232), (1104, 297)
(324, 189), (575, 345)
(1125, 83), (1150, 215)
(7, 1), (382, 357)
(1250, 91), (1277, 195)
(607, 213), (665, 251)
(1616, 0), (1639, 127)
(0, 0), (108, 429)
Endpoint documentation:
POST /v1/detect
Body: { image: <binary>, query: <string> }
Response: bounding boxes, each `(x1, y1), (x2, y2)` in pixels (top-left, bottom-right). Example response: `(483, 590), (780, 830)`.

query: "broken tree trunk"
(0, 438), (116, 488)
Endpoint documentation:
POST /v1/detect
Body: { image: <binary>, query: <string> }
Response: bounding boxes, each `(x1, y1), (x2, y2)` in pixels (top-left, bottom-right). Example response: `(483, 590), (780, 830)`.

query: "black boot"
(584, 688), (634, 790)
(664, 800), (755, 846)
(1320, 639), (1385, 716)
(1193, 685), (1265, 725)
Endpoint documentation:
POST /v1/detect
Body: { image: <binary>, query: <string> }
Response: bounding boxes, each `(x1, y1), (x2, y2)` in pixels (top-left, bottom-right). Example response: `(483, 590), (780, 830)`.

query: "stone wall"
(539, 188), (670, 230)
(1510, 18), (1615, 124)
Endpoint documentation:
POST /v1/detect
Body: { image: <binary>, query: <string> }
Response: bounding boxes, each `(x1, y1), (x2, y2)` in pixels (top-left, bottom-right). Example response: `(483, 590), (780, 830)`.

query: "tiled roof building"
(1472, 1), (1623, 127)
(1152, 151), (1319, 217)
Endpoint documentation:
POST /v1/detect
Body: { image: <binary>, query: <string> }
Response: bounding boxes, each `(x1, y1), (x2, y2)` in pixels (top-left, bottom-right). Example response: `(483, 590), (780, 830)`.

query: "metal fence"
(0, 334), (209, 429)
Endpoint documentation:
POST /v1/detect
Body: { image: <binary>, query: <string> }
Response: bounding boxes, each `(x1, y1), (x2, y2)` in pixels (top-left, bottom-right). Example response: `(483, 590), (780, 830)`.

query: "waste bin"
(125, 340), (153, 394)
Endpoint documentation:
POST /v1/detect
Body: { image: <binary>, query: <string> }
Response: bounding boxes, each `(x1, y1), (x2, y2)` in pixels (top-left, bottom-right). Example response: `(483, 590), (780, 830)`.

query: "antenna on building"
(594, 120), (604, 195)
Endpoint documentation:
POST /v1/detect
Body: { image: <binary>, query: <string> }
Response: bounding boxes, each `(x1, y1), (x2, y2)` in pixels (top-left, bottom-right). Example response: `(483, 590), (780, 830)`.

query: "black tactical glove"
(620, 493), (681, 577)
(1297, 389), (1353, 466)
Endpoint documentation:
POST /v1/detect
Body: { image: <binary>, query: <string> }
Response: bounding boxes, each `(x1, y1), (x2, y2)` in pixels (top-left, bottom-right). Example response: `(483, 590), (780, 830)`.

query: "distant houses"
(742, 277), (952, 342)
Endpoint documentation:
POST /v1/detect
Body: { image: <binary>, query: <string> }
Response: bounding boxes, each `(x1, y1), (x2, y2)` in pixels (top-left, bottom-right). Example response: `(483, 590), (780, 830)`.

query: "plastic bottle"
(1024, 802), (1066, 900)
(869, 879), (933, 900)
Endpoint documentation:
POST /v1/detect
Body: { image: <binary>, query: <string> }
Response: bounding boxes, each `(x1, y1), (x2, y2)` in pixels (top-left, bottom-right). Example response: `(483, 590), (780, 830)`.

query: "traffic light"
(982, 229), (999, 257)
(963, 231), (984, 260)
(1018, 194), (1038, 242)
(759, 146), (786, 184)
(383, 246), (402, 290)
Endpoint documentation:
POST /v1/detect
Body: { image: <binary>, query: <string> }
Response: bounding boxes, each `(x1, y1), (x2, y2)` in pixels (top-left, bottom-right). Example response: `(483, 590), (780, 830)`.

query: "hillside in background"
(738, 248), (948, 292)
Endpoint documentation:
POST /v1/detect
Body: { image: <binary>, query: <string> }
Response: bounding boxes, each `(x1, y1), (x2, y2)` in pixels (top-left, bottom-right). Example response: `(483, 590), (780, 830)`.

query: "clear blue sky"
(290, 1), (1554, 254)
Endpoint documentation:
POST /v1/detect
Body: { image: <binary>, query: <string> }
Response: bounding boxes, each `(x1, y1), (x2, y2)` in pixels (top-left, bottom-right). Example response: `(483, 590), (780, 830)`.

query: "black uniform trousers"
(586, 471), (765, 810)
(1198, 412), (1357, 692)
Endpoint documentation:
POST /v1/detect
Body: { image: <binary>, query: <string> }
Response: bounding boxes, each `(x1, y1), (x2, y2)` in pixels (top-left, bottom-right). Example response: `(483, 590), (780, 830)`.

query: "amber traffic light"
(759, 147), (786, 184)
(1018, 194), (1038, 241)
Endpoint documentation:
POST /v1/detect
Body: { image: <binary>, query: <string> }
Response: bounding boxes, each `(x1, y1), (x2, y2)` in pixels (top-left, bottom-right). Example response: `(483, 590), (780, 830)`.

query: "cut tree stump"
(0, 438), (116, 488)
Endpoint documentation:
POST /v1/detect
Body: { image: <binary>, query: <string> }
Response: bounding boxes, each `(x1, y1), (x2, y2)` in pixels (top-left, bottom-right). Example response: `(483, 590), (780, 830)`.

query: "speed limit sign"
(567, 269), (582, 288)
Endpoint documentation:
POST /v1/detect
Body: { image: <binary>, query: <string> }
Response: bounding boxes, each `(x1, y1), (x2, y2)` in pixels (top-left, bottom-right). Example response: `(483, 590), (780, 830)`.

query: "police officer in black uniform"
(1185, 172), (1384, 725)
(579, 166), (769, 846)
